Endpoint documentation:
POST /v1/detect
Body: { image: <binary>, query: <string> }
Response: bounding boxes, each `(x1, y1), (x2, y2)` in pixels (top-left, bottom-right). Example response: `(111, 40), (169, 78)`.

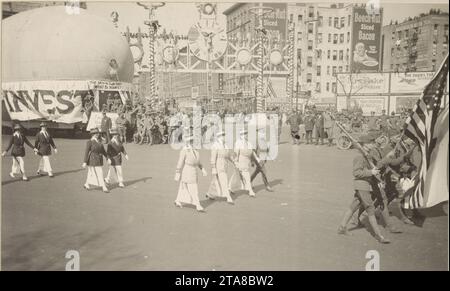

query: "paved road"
(1, 129), (448, 270)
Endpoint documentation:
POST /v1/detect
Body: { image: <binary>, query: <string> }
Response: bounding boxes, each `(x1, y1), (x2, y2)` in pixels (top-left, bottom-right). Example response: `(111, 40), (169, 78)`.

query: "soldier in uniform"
(100, 109), (112, 143)
(303, 111), (315, 144)
(144, 112), (155, 145)
(251, 128), (274, 192)
(323, 110), (335, 146)
(337, 133), (391, 244)
(115, 113), (128, 143)
(82, 128), (109, 193)
(286, 110), (301, 145)
(2, 124), (36, 181)
(105, 129), (129, 188)
(34, 122), (58, 177)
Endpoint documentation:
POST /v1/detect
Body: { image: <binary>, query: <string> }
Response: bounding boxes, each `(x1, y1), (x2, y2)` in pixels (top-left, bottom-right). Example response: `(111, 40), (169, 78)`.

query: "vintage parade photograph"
(1, 0), (449, 274)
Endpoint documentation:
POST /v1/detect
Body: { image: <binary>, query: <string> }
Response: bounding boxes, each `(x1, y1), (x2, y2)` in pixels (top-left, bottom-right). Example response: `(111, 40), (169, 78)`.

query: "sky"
(87, 2), (449, 35)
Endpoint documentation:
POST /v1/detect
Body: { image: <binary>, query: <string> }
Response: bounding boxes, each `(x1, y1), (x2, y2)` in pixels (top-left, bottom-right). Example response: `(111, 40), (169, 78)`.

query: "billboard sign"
(336, 73), (389, 95)
(350, 6), (383, 72)
(262, 3), (287, 42)
(350, 97), (385, 115)
(391, 72), (434, 93)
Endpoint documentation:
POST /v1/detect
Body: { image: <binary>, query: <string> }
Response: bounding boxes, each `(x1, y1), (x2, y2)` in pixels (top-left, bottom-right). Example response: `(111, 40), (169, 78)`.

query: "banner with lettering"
(390, 72), (434, 93)
(350, 6), (383, 72)
(336, 73), (389, 95)
(2, 80), (134, 123)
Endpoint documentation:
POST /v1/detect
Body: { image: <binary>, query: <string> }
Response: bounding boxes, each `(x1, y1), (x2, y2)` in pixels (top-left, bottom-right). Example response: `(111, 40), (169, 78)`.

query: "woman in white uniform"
(174, 134), (208, 212)
(82, 128), (109, 193)
(229, 129), (258, 197)
(205, 130), (234, 204)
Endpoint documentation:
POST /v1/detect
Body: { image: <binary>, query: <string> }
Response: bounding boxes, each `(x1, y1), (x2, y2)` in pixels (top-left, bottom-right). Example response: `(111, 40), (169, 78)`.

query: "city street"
(1, 128), (447, 271)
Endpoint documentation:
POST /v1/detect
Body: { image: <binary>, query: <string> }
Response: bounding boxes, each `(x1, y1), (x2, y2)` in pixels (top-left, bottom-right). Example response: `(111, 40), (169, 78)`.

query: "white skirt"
(86, 166), (106, 187)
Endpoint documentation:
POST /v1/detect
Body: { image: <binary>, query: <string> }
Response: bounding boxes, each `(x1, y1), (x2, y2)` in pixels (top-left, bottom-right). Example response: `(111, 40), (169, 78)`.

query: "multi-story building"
(288, 3), (354, 105)
(381, 11), (449, 72)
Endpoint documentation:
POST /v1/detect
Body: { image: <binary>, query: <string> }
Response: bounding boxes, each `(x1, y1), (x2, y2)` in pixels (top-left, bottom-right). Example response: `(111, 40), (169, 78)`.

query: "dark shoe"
(337, 226), (352, 236)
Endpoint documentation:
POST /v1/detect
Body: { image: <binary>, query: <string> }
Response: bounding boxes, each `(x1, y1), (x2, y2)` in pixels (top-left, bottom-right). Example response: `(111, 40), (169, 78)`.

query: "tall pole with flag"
(402, 54), (449, 209)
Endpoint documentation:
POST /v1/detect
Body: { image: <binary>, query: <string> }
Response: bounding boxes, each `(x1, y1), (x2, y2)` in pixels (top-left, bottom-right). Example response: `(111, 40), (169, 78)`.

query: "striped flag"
(403, 55), (449, 209)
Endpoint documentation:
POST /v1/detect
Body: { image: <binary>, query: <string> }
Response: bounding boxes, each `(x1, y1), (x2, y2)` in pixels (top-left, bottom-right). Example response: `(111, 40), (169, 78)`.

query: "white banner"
(336, 73), (389, 95)
(2, 80), (133, 124)
(390, 72), (434, 93)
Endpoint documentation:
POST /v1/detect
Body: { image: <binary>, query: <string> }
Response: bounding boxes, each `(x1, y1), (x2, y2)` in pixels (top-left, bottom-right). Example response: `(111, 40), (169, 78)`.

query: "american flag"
(403, 55), (449, 209)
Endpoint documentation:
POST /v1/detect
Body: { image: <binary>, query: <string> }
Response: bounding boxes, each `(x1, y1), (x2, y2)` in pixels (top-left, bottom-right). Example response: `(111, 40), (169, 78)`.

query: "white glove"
(174, 172), (181, 181)
(1, 151), (6, 157)
(82, 163), (87, 169)
(125, 154), (129, 161)
(54, 148), (58, 154)
(107, 159), (112, 165)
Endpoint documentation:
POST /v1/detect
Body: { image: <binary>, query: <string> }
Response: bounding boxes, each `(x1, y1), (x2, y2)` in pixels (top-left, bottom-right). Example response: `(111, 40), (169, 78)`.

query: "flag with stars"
(403, 54), (449, 209)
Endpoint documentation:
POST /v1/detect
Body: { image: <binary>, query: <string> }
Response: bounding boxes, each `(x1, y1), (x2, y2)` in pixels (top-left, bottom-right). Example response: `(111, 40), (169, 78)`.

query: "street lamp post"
(137, 2), (165, 103)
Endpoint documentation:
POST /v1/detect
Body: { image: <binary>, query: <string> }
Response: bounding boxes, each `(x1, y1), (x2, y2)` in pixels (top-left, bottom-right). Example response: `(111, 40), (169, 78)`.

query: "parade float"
(1, 6), (135, 134)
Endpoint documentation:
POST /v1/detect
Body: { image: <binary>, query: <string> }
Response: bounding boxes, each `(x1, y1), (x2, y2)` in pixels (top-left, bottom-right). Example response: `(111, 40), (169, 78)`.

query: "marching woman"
(82, 128), (109, 193)
(229, 129), (257, 197)
(104, 129), (129, 188)
(174, 134), (208, 212)
(35, 122), (57, 177)
(2, 124), (35, 181)
(205, 130), (234, 204)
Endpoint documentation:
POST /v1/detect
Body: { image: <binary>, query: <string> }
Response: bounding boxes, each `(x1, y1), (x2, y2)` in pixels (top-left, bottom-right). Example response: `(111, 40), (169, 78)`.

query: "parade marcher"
(337, 133), (391, 244)
(2, 124), (36, 181)
(34, 122), (57, 177)
(105, 129), (129, 188)
(174, 134), (208, 212)
(286, 110), (301, 145)
(314, 112), (325, 145)
(323, 110), (334, 146)
(303, 111), (315, 144)
(144, 112), (155, 145)
(229, 129), (257, 197)
(115, 113), (128, 143)
(205, 130), (234, 204)
(82, 128), (109, 193)
(251, 128), (274, 192)
(100, 109), (112, 143)
(134, 113), (146, 144)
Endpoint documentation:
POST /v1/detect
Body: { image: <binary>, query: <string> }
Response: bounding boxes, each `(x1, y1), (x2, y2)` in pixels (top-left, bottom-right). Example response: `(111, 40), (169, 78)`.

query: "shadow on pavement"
(106, 177), (153, 191)
(2, 168), (85, 186)
(253, 179), (283, 193)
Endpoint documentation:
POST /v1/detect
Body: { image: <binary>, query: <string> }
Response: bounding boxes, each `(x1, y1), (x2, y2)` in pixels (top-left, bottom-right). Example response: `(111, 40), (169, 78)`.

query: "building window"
(345, 65), (349, 72)
(308, 6), (314, 18)
(332, 50), (337, 60)
(334, 17), (339, 28)
(346, 48), (350, 61)
(348, 15), (351, 26)
(347, 32), (350, 43)
(340, 33), (344, 43)
(328, 33), (331, 43)
(391, 47), (395, 56)
(307, 56), (313, 67)
(318, 16), (323, 27)
(340, 17), (345, 28)
(316, 65), (321, 76)
(338, 66), (343, 73)
(289, 14), (294, 22)
(308, 40), (313, 50)
(333, 34), (338, 44)
(339, 50), (343, 60)
(316, 82), (321, 92)
(328, 17), (332, 26)
(297, 32), (302, 41)
(317, 49), (322, 59)
(326, 82), (330, 91)
(298, 15), (303, 23)
(332, 66), (337, 75)
(327, 50), (330, 59)
(434, 24), (438, 36)
(332, 82), (337, 93)
(327, 66), (330, 75)
(307, 73), (312, 83)
(308, 22), (314, 34)
(317, 33), (323, 44)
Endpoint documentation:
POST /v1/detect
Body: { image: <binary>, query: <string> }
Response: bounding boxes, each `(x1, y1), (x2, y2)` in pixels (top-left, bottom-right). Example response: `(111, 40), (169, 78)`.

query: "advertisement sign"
(2, 80), (133, 123)
(391, 72), (434, 93)
(350, 6), (383, 72)
(350, 98), (385, 115)
(336, 73), (389, 95)
(263, 3), (287, 41)
(394, 96), (420, 113)
(86, 111), (119, 131)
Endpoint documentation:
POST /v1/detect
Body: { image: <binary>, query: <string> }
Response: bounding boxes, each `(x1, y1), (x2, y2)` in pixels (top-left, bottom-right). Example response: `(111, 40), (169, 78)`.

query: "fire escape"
(407, 31), (419, 72)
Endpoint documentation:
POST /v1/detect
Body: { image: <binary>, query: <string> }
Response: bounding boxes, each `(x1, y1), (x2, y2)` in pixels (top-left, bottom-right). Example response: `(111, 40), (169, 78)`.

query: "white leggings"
(11, 156), (25, 176)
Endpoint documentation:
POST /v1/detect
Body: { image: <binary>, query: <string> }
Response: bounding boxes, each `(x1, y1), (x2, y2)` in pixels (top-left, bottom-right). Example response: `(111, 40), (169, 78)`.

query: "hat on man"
(39, 122), (47, 128)
(13, 124), (22, 130)
(90, 128), (100, 134)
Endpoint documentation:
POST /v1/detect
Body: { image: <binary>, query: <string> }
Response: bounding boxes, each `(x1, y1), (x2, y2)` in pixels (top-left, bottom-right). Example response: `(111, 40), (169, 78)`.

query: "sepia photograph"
(0, 0), (448, 275)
